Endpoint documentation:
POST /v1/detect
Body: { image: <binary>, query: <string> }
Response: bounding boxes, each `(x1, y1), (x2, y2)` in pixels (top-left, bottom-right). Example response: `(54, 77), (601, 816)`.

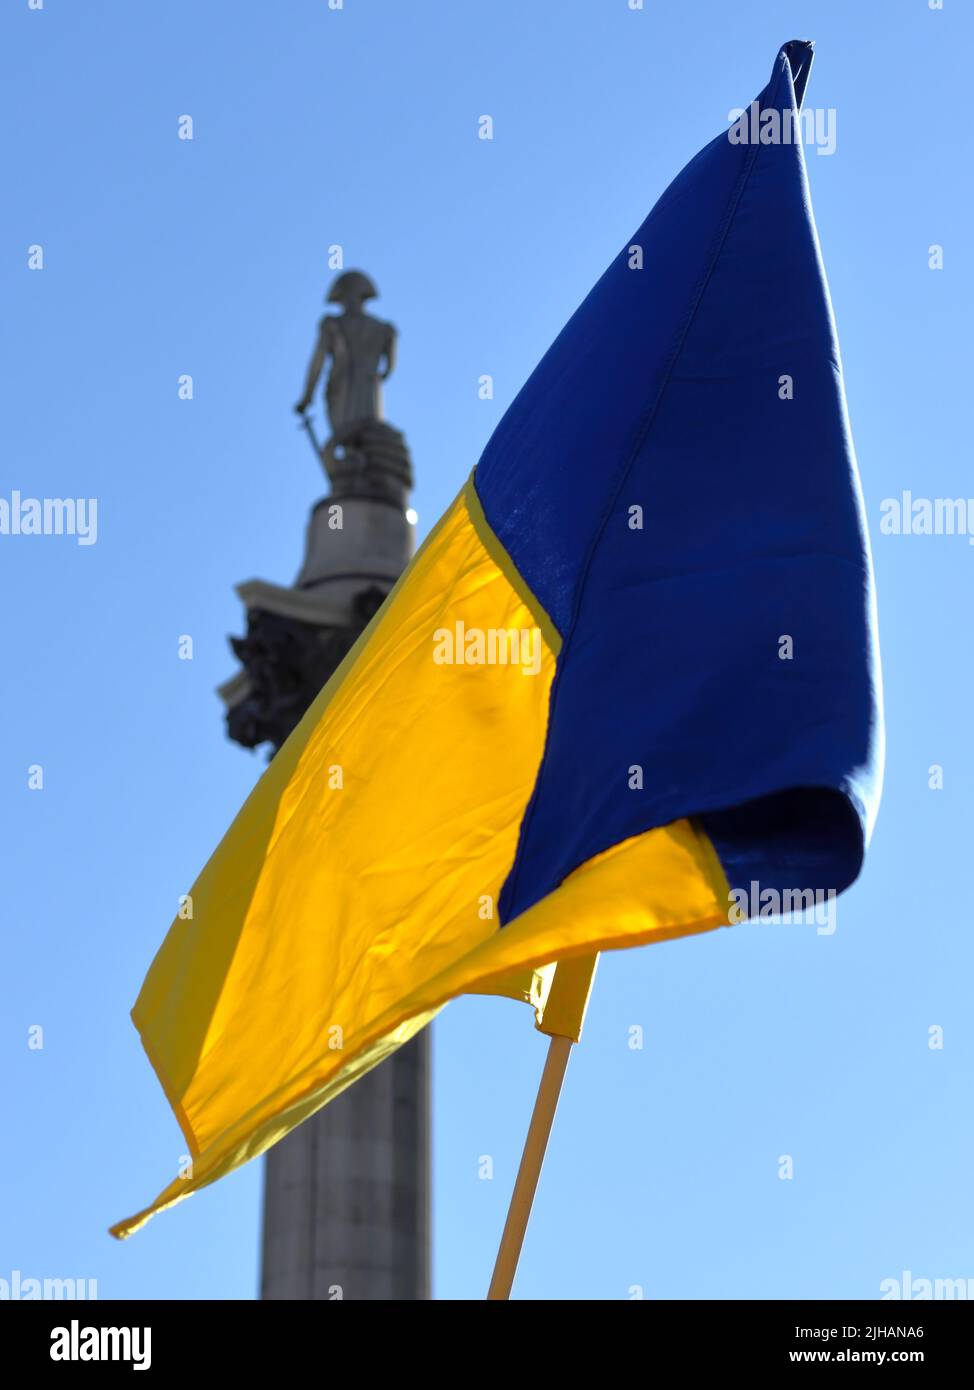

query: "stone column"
(220, 351), (430, 1299)
(260, 1031), (430, 1300)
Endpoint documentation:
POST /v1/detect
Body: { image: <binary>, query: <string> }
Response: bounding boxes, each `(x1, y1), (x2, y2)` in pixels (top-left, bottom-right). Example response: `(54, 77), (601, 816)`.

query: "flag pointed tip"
(779, 38), (815, 109)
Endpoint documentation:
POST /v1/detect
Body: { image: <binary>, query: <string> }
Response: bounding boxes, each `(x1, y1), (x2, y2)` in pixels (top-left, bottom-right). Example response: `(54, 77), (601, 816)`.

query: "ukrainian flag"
(113, 40), (882, 1238)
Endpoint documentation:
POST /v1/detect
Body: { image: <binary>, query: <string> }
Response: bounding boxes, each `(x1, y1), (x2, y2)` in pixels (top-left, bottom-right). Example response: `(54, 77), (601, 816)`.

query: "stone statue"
(293, 270), (413, 504)
(295, 270), (397, 433)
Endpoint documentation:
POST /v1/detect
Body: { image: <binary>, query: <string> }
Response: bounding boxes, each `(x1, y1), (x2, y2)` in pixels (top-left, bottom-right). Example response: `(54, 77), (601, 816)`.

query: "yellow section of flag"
(113, 480), (730, 1238)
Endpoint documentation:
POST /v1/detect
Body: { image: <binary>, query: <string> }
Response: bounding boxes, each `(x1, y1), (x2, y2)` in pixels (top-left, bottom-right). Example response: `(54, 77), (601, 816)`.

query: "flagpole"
(487, 1033), (574, 1300)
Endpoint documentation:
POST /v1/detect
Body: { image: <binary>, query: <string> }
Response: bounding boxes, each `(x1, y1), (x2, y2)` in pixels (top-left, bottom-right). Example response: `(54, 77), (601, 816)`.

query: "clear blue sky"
(2, 0), (971, 1300)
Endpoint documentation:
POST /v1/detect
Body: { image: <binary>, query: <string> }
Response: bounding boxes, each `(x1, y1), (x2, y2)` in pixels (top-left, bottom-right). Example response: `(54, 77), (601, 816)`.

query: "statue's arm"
(295, 319), (330, 413)
(380, 324), (397, 381)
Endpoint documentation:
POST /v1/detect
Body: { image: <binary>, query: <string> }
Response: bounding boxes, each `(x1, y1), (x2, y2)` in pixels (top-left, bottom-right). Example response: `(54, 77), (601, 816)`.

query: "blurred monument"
(218, 270), (430, 1300)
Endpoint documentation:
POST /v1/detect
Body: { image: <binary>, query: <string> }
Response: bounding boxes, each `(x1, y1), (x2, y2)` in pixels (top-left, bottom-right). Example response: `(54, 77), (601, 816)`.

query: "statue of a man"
(294, 270), (397, 435)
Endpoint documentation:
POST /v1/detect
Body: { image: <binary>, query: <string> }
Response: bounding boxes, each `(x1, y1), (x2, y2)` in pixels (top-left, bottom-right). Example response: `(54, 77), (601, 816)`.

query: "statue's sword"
(296, 409), (324, 463)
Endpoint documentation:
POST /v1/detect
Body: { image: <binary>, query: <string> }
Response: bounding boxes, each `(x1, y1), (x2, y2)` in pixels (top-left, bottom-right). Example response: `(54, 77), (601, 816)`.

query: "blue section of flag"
(474, 42), (883, 922)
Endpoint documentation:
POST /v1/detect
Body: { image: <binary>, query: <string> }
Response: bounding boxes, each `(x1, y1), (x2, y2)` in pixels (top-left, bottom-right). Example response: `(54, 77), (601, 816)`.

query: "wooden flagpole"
(486, 1033), (574, 1300)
